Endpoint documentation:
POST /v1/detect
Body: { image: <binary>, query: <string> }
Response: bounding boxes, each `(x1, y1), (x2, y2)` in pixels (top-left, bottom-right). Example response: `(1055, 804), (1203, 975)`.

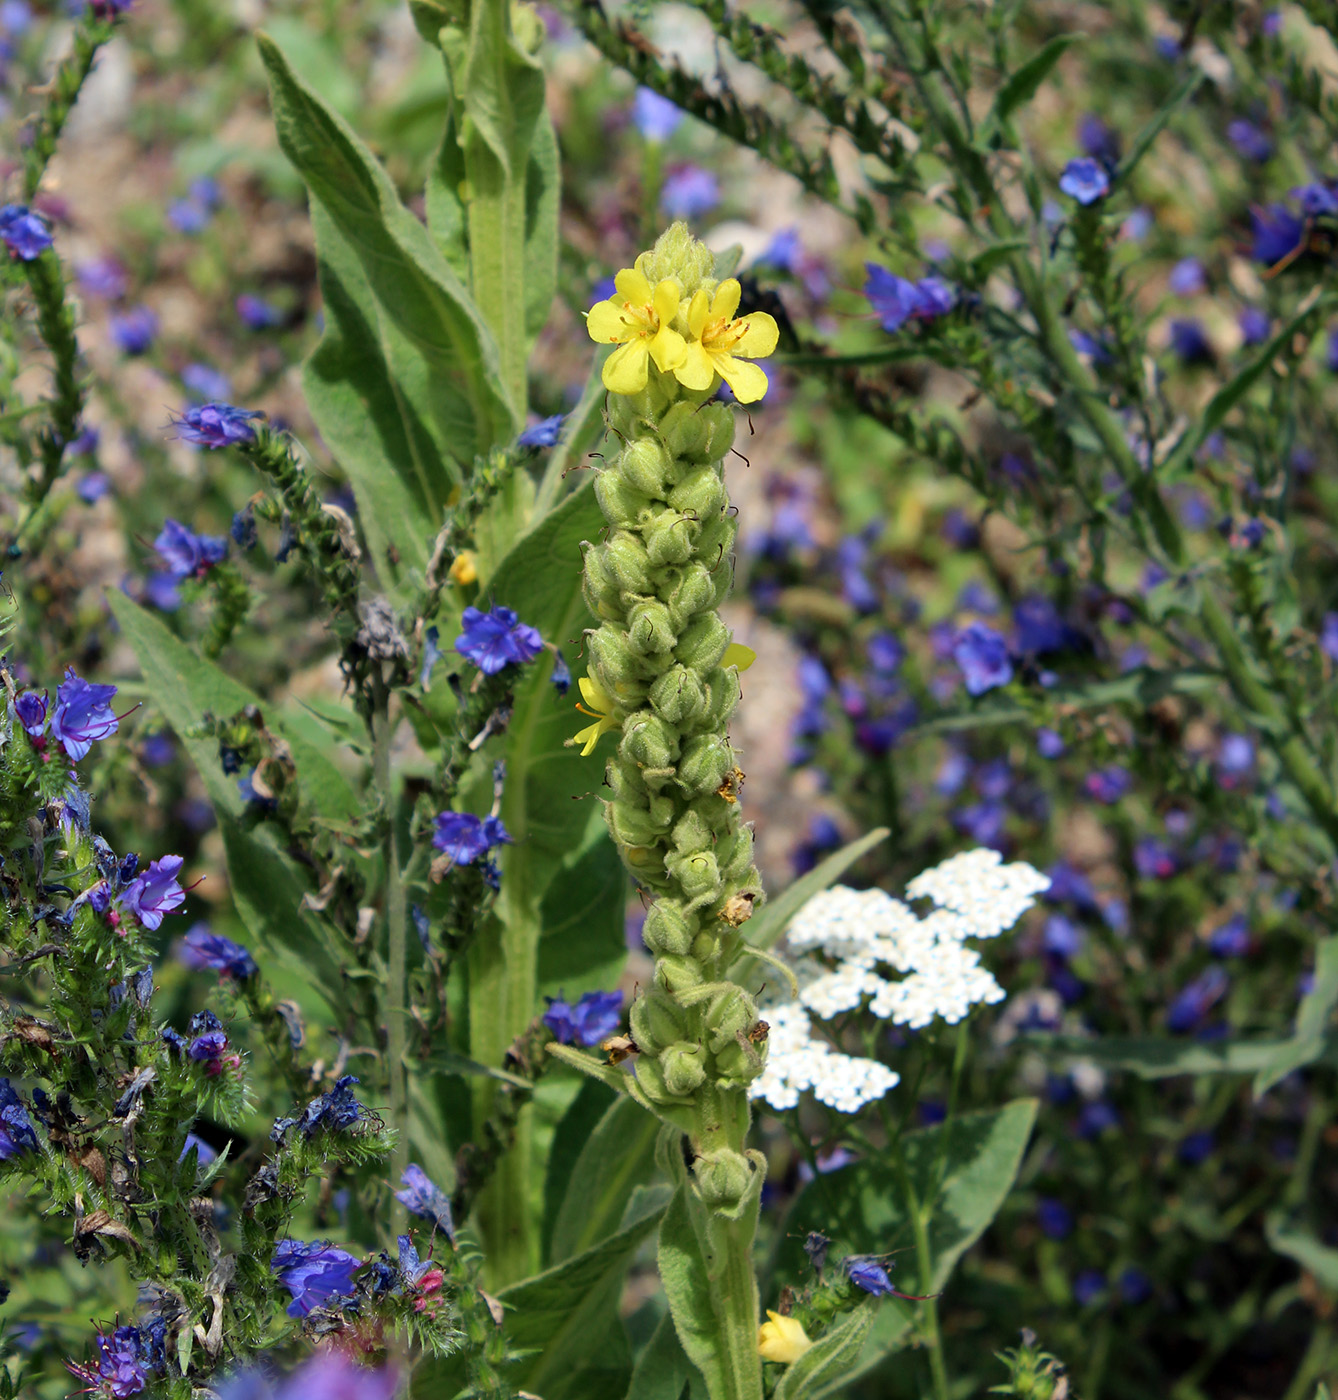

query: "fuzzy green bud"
(639, 221), (716, 296)
(605, 799), (671, 852)
(704, 987), (759, 1053)
(595, 471), (657, 531)
(629, 987), (689, 1051)
(676, 732), (735, 798)
(661, 1041), (708, 1095)
(671, 806), (713, 858)
(669, 466), (727, 521)
(648, 664), (710, 726)
(694, 1147), (754, 1210)
(644, 511), (699, 567)
(635, 1056), (690, 1105)
(674, 614), (730, 672)
(627, 600), (678, 656)
(713, 1035), (767, 1086)
(588, 627), (654, 707)
(664, 563), (721, 632)
(643, 900), (696, 956)
(666, 846), (722, 904)
(620, 710), (679, 771)
(656, 953), (705, 994)
(699, 666), (742, 731)
(619, 438), (674, 498)
(603, 531), (655, 595)
(582, 546), (623, 621)
(662, 401), (735, 465)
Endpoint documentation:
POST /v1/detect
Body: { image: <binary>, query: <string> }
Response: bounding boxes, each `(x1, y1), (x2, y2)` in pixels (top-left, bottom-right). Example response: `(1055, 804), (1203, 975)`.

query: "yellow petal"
(687, 288), (711, 339)
(723, 642), (756, 671)
(572, 720), (604, 758)
(603, 340), (650, 395)
(649, 326), (688, 373)
(712, 278), (742, 322)
(758, 1311), (812, 1364)
(731, 311), (779, 359)
(716, 354), (769, 404)
(614, 266), (653, 305)
(653, 280), (681, 323)
(579, 675), (612, 711)
(586, 299), (632, 345)
(674, 340), (717, 392)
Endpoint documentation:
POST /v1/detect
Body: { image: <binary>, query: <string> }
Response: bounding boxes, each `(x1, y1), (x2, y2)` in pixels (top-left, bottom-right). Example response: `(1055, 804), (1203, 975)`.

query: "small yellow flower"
(758, 1310), (813, 1364)
(448, 550), (478, 586)
(586, 261), (688, 396)
(676, 279), (779, 404)
(723, 641), (756, 671)
(569, 675), (620, 757)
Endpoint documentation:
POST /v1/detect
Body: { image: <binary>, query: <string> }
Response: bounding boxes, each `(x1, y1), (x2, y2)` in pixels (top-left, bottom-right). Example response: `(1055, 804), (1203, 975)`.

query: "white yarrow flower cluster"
(750, 849), (1048, 1115)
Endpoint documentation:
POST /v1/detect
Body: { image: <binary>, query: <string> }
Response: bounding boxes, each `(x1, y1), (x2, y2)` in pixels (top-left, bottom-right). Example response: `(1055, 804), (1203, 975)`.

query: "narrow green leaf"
(534, 344), (613, 518)
(543, 1078), (617, 1262)
(258, 32), (519, 462)
(409, 1045), (532, 1089)
(1033, 1031), (1338, 1079)
(743, 829), (891, 954)
(523, 109), (560, 341)
(1254, 936), (1338, 1096)
(1113, 66), (1205, 188)
(991, 34), (1081, 126)
(774, 1302), (874, 1400)
(624, 1310), (698, 1400)
(969, 239), (1032, 280)
(1266, 1212), (1338, 1291)
(538, 811), (629, 1001)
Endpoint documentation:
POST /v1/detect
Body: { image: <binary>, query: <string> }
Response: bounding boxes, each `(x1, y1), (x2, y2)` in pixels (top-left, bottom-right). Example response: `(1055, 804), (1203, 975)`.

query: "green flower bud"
(643, 900), (697, 956)
(595, 471), (657, 531)
(618, 438), (674, 498)
(699, 666), (742, 731)
(674, 614), (730, 672)
(588, 627), (654, 708)
(606, 799), (671, 852)
(619, 710), (679, 770)
(717, 824), (757, 884)
(644, 511), (699, 567)
(627, 600), (678, 656)
(635, 1056), (690, 1105)
(640, 220), (715, 297)
(695, 512), (737, 572)
(691, 929), (720, 962)
(666, 845), (721, 903)
(671, 805), (713, 858)
(665, 563), (720, 632)
(656, 953), (705, 994)
(648, 664), (710, 726)
(694, 1147), (754, 1210)
(629, 988), (689, 1051)
(704, 987), (759, 1053)
(604, 530), (655, 595)
(668, 466), (726, 521)
(676, 732), (734, 798)
(661, 1041), (707, 1095)
(582, 547), (623, 622)
(713, 1035), (767, 1086)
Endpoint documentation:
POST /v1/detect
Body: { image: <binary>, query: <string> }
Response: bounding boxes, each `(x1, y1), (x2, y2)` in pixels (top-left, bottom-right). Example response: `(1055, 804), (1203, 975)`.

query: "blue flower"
(517, 413), (566, 449)
(432, 811), (511, 865)
(235, 293), (282, 329)
(0, 204), (52, 260)
(1119, 1267), (1153, 1304)
(167, 195), (212, 234)
(1250, 203), (1304, 267)
(1073, 1269), (1107, 1305)
(1077, 113), (1120, 167)
(454, 604), (543, 674)
(180, 1132), (217, 1165)
(633, 87), (682, 142)
(1035, 727), (1065, 759)
(122, 855), (186, 931)
(1133, 837), (1179, 880)
(85, 1325), (154, 1398)
(1058, 157), (1110, 205)
(0, 1080), (38, 1159)
(219, 1355), (399, 1400)
(1227, 118), (1272, 163)
(295, 1075), (365, 1138)
(270, 1239), (362, 1318)
(1084, 765), (1131, 804)
(1043, 914), (1084, 959)
(543, 989), (623, 1047)
(1293, 181), (1338, 217)
(419, 625), (444, 690)
(396, 1164), (456, 1240)
(50, 668), (118, 761)
(1178, 1130), (1215, 1165)
(953, 622), (1013, 696)
(864, 264), (955, 332)
(1036, 1197), (1073, 1239)
(178, 924), (257, 978)
(1238, 306), (1271, 346)
(231, 505), (258, 551)
(14, 690), (47, 737)
(154, 519), (228, 579)
(77, 255), (128, 298)
(844, 1256), (894, 1295)
(110, 305), (158, 355)
(1167, 257), (1205, 297)
(181, 362), (231, 402)
(550, 648), (571, 696)
(1209, 915), (1249, 958)
(1075, 1100), (1119, 1139)
(1167, 967), (1229, 1033)
(78, 471), (110, 503)
(660, 164), (719, 219)
(173, 401), (262, 449)
(1169, 318), (1213, 365)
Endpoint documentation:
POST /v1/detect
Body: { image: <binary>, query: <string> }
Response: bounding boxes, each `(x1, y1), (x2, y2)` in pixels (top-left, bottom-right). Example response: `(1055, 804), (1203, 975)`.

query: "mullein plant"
(551, 222), (783, 1400)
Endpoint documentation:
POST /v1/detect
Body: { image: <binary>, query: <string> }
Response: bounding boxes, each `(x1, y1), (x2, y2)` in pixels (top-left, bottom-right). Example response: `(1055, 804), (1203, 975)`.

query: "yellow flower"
(676, 278), (780, 404)
(448, 550), (478, 586)
(758, 1311), (813, 1364)
(586, 262), (688, 395)
(723, 641), (756, 671)
(569, 675), (620, 757)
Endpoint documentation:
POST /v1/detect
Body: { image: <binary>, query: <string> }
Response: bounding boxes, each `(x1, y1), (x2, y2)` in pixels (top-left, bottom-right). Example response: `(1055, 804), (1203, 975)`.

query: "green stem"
(374, 685), (409, 1233)
(890, 1134), (950, 1400)
(1279, 1322), (1334, 1400)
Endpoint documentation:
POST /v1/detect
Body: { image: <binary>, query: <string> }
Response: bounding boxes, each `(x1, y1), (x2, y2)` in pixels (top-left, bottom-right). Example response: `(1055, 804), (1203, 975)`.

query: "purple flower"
(1167, 257), (1205, 297)
(1058, 157), (1110, 205)
(633, 87), (681, 142)
(220, 1355), (398, 1400)
(543, 989), (623, 1047)
(180, 1131), (217, 1165)
(660, 164), (719, 219)
(270, 1240), (361, 1318)
(866, 632), (904, 674)
(1209, 914), (1249, 958)
(844, 1257), (894, 1295)
(1078, 113), (1121, 167)
(395, 1164), (456, 1240)
(172, 401), (262, 449)
(14, 690), (47, 737)
(236, 293), (281, 329)
(78, 471), (111, 503)
(1293, 181), (1338, 217)
(122, 855), (186, 931)
(912, 276), (956, 320)
(178, 924), (257, 978)
(432, 811), (511, 865)
(181, 363), (231, 402)
(50, 668), (118, 761)
(1134, 837), (1179, 880)
(144, 573), (182, 612)
(864, 264), (954, 332)
(154, 519), (229, 579)
(1043, 914), (1084, 959)
(1167, 967), (1229, 1033)
(294, 1075), (365, 1138)
(1238, 306), (1271, 346)
(1178, 1130), (1215, 1165)
(550, 648), (571, 696)
(953, 622), (1013, 696)
(1084, 764), (1131, 804)
(454, 605), (542, 674)
(1036, 727), (1065, 759)
(1169, 318), (1212, 365)
(1217, 732), (1254, 781)
(1075, 1100), (1119, 1139)
(1251, 203), (1304, 267)
(188, 1030), (228, 1065)
(0, 203), (52, 260)
(84, 1326), (151, 1397)
(0, 1079), (38, 1159)
(1227, 118), (1272, 163)
(1321, 613), (1338, 661)
(517, 413), (566, 448)
(758, 226), (800, 272)
(1073, 1269), (1107, 1305)
(1037, 1197), (1073, 1239)
(110, 306), (158, 355)
(77, 255), (128, 299)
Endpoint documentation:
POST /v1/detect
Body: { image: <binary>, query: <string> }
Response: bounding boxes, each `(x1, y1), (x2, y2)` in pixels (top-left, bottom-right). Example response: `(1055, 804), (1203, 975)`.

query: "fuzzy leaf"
(991, 34), (1081, 126)
(773, 1302), (875, 1400)
(624, 1310), (700, 1400)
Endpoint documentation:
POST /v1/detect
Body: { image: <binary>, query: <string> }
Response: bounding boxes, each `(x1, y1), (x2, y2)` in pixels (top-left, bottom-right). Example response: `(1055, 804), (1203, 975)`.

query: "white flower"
(750, 1001), (900, 1114)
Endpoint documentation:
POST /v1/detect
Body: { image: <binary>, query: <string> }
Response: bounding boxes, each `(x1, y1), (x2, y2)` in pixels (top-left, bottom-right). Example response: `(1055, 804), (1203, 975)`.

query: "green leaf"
(543, 1077), (617, 1261)
(410, 1045), (532, 1089)
(743, 829), (891, 954)
(498, 1194), (668, 1400)
(1114, 66), (1205, 188)
(774, 1302), (875, 1400)
(534, 345), (613, 518)
(1254, 936), (1338, 1096)
(258, 33), (519, 476)
(624, 1311), (699, 1400)
(968, 239), (1031, 280)
(1032, 1031), (1338, 1079)
(990, 35), (1080, 127)
(1266, 1212), (1338, 1291)
(549, 1094), (661, 1264)
(523, 108), (560, 341)
(538, 810), (629, 1001)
